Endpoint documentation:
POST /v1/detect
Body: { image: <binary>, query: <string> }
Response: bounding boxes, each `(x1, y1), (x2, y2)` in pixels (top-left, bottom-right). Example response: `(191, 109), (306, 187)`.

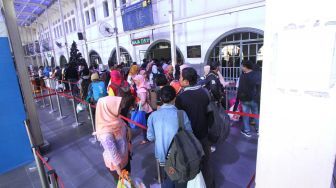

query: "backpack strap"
(177, 110), (184, 131)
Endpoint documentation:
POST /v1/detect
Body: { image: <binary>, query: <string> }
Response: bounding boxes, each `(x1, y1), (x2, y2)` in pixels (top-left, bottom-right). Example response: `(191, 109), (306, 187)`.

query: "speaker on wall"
(78, 32), (84, 40)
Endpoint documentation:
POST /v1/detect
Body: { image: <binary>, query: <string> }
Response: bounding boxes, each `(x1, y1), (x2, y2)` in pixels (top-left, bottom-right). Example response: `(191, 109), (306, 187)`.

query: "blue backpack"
(89, 81), (107, 102)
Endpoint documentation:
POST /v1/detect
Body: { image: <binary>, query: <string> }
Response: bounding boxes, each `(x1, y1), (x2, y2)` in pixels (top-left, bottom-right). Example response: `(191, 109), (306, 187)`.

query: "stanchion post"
(55, 80), (67, 120)
(47, 79), (56, 114)
(40, 84), (47, 108)
(24, 120), (49, 188)
(156, 160), (162, 184)
(69, 82), (83, 127)
(88, 104), (97, 144)
(225, 90), (229, 110)
(47, 170), (59, 188)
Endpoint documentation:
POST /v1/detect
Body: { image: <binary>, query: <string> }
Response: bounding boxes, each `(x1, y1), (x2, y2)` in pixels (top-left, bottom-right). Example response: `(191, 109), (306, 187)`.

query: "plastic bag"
(187, 172), (206, 188)
(76, 103), (86, 113)
(56, 83), (65, 91)
(117, 170), (146, 188)
(130, 110), (146, 129)
(129, 103), (146, 129)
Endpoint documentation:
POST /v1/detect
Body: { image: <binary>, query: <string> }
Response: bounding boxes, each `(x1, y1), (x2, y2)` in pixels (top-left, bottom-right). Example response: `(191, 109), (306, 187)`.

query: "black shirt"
(175, 85), (210, 140)
(236, 71), (261, 103)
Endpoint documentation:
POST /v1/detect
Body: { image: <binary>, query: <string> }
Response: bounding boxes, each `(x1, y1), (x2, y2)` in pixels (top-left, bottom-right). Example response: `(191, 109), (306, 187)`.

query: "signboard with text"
(131, 36), (150, 46)
(121, 0), (154, 31)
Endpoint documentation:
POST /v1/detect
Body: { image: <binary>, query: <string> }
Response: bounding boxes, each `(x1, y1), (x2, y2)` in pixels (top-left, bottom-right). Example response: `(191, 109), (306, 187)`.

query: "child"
(86, 73), (107, 104)
(133, 74), (153, 144)
(147, 86), (192, 187)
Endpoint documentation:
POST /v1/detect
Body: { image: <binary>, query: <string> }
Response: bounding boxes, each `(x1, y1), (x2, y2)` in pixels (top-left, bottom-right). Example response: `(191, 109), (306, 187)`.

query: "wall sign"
(187, 45), (201, 58)
(121, 0), (154, 31)
(131, 36), (150, 46)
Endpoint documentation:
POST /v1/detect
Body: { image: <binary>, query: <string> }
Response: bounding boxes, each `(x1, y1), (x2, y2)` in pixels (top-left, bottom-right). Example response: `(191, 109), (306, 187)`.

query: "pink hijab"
(133, 74), (150, 93)
(94, 96), (126, 136)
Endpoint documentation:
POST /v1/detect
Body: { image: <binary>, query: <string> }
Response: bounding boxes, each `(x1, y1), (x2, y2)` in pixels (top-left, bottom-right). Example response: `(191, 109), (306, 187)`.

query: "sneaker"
(241, 130), (252, 138)
(211, 146), (216, 153)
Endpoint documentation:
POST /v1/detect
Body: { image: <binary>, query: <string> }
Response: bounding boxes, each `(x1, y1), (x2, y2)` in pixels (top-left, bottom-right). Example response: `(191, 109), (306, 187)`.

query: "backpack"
(109, 81), (132, 98)
(164, 111), (205, 183)
(90, 81), (107, 102)
(204, 89), (231, 144)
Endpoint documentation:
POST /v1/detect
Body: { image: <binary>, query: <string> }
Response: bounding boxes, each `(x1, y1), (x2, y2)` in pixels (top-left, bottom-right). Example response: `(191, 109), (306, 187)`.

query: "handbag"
(187, 172), (206, 188)
(129, 103), (147, 129)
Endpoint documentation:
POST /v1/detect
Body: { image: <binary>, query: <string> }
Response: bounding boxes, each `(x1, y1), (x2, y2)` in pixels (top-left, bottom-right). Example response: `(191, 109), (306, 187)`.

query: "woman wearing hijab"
(133, 74), (153, 144)
(108, 70), (123, 96)
(127, 64), (139, 85)
(94, 96), (133, 182)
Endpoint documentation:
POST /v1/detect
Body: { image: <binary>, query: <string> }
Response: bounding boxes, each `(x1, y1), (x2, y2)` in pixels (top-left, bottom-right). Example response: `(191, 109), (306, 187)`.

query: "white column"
(255, 0), (336, 187)
(2, 0), (44, 148)
(169, 0), (177, 69)
(28, 26), (37, 66)
(111, 0), (121, 65)
(46, 9), (57, 66)
(76, 0), (90, 65)
(57, 0), (70, 60)
(36, 23), (45, 66)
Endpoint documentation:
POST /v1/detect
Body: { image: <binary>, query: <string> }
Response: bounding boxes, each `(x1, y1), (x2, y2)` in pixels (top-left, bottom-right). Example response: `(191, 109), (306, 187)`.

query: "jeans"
(241, 101), (259, 132)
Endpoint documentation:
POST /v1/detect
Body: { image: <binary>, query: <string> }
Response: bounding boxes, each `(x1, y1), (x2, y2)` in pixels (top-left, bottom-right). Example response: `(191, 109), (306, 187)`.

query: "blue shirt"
(147, 104), (192, 164)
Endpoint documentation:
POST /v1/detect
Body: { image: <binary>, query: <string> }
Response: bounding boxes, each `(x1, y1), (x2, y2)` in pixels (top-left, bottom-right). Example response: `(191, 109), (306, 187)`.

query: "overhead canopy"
(13, 0), (55, 26)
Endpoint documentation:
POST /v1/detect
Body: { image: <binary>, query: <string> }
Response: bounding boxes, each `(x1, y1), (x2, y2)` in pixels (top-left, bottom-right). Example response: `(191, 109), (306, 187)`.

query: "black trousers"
(200, 137), (215, 188)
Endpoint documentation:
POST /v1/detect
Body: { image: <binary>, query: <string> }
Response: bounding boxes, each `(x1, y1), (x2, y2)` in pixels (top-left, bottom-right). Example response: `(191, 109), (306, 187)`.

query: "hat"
(91, 73), (99, 81)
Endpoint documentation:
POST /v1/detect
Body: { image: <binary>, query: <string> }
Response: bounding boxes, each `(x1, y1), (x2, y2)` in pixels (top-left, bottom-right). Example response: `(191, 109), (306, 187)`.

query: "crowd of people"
(29, 57), (261, 187)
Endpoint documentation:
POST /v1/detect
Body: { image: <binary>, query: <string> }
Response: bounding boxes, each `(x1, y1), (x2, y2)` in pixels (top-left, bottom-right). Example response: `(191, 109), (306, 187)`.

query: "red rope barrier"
(247, 173), (255, 188)
(34, 93), (57, 99)
(225, 110), (260, 119)
(119, 115), (147, 130)
(35, 150), (65, 188)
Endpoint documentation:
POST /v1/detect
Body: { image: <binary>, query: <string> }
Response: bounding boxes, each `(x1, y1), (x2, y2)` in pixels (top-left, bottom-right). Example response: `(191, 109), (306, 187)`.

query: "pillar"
(255, 0), (336, 187)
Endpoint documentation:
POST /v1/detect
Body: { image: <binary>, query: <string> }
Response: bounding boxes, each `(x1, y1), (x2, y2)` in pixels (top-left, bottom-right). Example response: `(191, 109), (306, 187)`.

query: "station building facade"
(20, 0), (265, 79)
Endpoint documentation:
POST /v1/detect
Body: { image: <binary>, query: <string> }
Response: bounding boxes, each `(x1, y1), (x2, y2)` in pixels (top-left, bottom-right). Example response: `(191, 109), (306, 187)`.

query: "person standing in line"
(147, 86), (192, 188)
(65, 63), (79, 94)
(94, 96), (133, 183)
(127, 64), (139, 85)
(204, 62), (225, 104)
(233, 61), (261, 137)
(79, 64), (91, 101)
(133, 74), (153, 145)
(175, 67), (214, 188)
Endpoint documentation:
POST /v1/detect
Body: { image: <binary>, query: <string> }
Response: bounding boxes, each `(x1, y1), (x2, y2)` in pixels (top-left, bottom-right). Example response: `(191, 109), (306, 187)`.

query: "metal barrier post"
(47, 79), (56, 114)
(156, 160), (162, 184)
(225, 90), (229, 110)
(40, 84), (47, 108)
(55, 81), (67, 120)
(24, 120), (49, 188)
(69, 82), (83, 127)
(88, 104), (97, 144)
(47, 170), (59, 188)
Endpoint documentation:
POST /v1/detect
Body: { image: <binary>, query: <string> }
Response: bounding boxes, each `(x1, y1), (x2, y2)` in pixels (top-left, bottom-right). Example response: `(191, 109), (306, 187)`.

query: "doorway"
(145, 40), (184, 63)
(59, 55), (67, 68)
(89, 50), (102, 65)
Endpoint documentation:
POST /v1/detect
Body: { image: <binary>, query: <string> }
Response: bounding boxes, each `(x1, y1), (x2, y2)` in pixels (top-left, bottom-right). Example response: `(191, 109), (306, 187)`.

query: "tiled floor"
(0, 95), (258, 188)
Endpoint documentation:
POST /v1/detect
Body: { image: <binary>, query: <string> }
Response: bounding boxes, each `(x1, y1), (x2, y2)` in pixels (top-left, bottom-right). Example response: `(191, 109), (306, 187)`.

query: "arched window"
(110, 47), (133, 67)
(207, 30), (264, 81)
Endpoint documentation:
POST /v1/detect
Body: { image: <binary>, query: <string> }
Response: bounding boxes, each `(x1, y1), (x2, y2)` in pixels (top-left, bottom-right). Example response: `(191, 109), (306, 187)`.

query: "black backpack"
(110, 81), (131, 97)
(164, 111), (205, 183)
(204, 89), (231, 144)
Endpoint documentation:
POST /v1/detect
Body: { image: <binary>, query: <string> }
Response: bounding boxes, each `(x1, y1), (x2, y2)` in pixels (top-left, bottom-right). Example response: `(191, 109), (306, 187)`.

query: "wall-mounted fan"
(55, 41), (62, 48)
(98, 22), (115, 37)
